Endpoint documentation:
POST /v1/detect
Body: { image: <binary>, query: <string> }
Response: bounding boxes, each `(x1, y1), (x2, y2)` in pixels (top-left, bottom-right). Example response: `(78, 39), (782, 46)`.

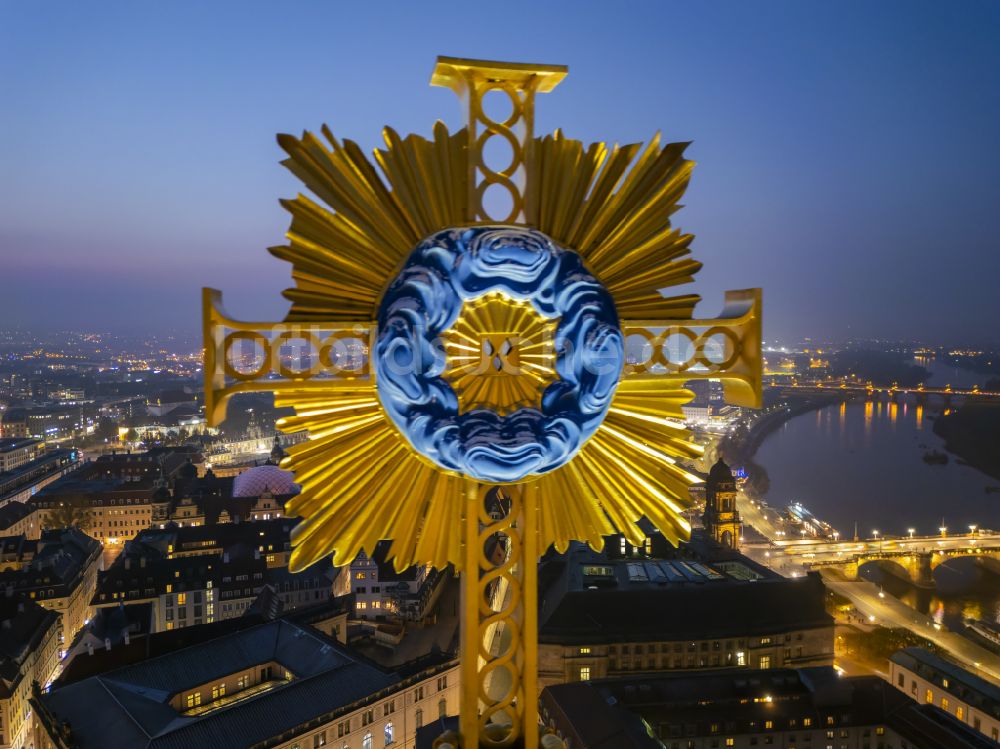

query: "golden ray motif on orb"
(441, 292), (557, 414)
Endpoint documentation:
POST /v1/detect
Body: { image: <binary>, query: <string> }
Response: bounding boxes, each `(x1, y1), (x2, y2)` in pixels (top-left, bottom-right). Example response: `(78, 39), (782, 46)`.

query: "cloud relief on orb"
(374, 226), (624, 483)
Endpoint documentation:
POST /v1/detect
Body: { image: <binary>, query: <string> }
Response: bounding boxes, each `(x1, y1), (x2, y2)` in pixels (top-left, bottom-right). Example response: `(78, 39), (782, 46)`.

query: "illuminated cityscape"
(3, 2), (1000, 749)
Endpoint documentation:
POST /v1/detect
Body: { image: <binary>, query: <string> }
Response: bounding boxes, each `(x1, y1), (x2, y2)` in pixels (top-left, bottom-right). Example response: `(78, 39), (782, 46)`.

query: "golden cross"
(202, 57), (761, 749)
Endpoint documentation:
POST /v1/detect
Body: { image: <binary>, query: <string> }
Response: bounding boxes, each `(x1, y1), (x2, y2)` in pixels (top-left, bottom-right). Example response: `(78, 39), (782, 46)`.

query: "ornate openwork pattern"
(462, 484), (538, 748)
(431, 56), (567, 224)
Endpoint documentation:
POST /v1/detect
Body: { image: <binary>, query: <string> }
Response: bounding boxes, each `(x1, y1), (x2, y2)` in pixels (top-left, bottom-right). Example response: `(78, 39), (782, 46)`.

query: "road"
(822, 575), (1000, 683)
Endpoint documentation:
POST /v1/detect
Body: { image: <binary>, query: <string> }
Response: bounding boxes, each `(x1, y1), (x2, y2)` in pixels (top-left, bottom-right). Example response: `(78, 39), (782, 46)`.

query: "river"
(755, 358), (1000, 630)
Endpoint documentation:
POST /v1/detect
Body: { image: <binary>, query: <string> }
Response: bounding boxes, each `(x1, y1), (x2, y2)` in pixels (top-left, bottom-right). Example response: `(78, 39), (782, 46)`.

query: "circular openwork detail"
(374, 226), (623, 483)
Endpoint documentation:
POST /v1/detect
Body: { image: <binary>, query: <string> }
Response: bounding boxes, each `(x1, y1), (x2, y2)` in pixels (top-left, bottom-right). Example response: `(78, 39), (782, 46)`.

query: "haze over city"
(3, 0), (1000, 344)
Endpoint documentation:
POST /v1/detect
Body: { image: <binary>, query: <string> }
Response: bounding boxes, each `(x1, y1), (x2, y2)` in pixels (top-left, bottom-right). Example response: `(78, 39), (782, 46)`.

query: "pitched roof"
(40, 619), (399, 749)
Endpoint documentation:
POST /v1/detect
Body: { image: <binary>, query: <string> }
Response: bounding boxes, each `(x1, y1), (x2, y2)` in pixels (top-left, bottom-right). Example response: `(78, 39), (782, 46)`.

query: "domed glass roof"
(232, 464), (299, 497)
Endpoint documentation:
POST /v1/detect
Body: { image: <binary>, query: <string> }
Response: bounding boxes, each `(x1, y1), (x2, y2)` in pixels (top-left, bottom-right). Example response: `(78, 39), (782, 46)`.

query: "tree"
(44, 504), (91, 531)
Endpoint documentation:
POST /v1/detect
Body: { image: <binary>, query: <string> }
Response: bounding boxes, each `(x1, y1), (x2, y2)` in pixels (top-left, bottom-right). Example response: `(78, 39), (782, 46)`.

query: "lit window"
(579, 666), (591, 681)
(726, 740), (735, 747)
(759, 656), (771, 669)
(356, 602), (367, 610)
(956, 706), (964, 720)
(736, 651), (746, 666)
(384, 722), (394, 746)
(925, 689), (933, 704)
(579, 647), (591, 655)
(361, 732), (372, 749)
(941, 697), (949, 711)
(177, 593), (187, 605)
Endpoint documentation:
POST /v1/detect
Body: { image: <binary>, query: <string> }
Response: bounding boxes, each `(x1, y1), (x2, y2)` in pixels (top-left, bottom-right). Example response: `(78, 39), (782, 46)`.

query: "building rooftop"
(538, 542), (832, 643)
(0, 437), (41, 453)
(0, 595), (60, 698)
(38, 619), (402, 749)
(541, 668), (996, 749)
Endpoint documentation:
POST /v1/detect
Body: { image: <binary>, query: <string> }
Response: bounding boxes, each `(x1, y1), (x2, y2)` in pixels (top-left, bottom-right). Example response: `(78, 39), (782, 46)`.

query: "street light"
(908, 528), (915, 539)
(939, 526), (947, 538)
(969, 524), (977, 536)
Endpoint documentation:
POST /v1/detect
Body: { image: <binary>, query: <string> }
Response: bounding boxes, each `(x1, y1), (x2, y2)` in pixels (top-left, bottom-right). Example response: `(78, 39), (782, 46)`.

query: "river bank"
(933, 402), (1000, 482)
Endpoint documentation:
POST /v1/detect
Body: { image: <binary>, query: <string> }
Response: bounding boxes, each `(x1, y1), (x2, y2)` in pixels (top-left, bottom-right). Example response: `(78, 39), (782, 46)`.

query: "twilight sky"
(2, 0), (999, 345)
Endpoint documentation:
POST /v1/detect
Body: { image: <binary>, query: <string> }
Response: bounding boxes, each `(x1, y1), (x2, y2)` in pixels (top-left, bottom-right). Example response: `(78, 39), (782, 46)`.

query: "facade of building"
(32, 618), (458, 749)
(0, 449), (79, 507)
(335, 541), (447, 623)
(703, 458), (741, 549)
(91, 519), (333, 633)
(890, 647), (1000, 743)
(537, 539), (833, 686)
(0, 597), (60, 749)
(0, 528), (101, 649)
(541, 667), (996, 749)
(0, 440), (45, 474)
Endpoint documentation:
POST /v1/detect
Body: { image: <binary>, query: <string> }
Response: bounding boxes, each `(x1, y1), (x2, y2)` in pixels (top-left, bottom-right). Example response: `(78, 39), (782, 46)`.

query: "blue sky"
(2, 0), (999, 344)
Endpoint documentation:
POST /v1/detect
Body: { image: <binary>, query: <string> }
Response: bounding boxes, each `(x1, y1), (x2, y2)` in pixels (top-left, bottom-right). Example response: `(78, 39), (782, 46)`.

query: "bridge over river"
(743, 532), (1000, 588)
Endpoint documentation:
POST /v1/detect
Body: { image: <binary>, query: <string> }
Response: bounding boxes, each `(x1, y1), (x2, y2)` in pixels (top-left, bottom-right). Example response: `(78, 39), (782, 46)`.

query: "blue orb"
(374, 226), (623, 483)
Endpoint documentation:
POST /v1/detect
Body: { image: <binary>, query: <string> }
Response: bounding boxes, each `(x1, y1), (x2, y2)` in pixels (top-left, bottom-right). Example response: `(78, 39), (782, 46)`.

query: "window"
(803, 718), (812, 727)
(579, 666), (591, 681)
(955, 706), (964, 720)
(362, 733), (372, 749)
(760, 637), (772, 645)
(384, 722), (394, 746)
(356, 572), (366, 579)
(941, 697), (949, 711)
(384, 700), (395, 715)
(897, 673), (905, 687)
(337, 720), (350, 738)
(177, 593), (187, 605)
(439, 698), (447, 718)
(415, 686), (424, 700)
(185, 692), (202, 708)
(579, 647), (591, 655)
(726, 740), (735, 747)
(437, 675), (448, 691)
(925, 689), (933, 704)
(356, 601), (367, 610)
(415, 708), (423, 728)
(313, 731), (327, 747)
(759, 656), (771, 669)
(362, 709), (374, 726)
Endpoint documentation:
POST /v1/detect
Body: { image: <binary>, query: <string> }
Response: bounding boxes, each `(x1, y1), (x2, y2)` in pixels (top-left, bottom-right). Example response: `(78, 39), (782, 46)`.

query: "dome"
(178, 460), (198, 480)
(232, 464), (298, 498)
(708, 457), (733, 482)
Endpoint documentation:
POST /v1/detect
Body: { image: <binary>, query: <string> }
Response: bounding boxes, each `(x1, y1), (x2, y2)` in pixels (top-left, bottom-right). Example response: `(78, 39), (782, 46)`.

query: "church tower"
(703, 458), (741, 549)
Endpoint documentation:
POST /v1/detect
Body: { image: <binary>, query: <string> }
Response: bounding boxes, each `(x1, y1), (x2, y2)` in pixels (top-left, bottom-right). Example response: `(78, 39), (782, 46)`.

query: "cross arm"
(621, 288), (762, 408)
(202, 288), (374, 427)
